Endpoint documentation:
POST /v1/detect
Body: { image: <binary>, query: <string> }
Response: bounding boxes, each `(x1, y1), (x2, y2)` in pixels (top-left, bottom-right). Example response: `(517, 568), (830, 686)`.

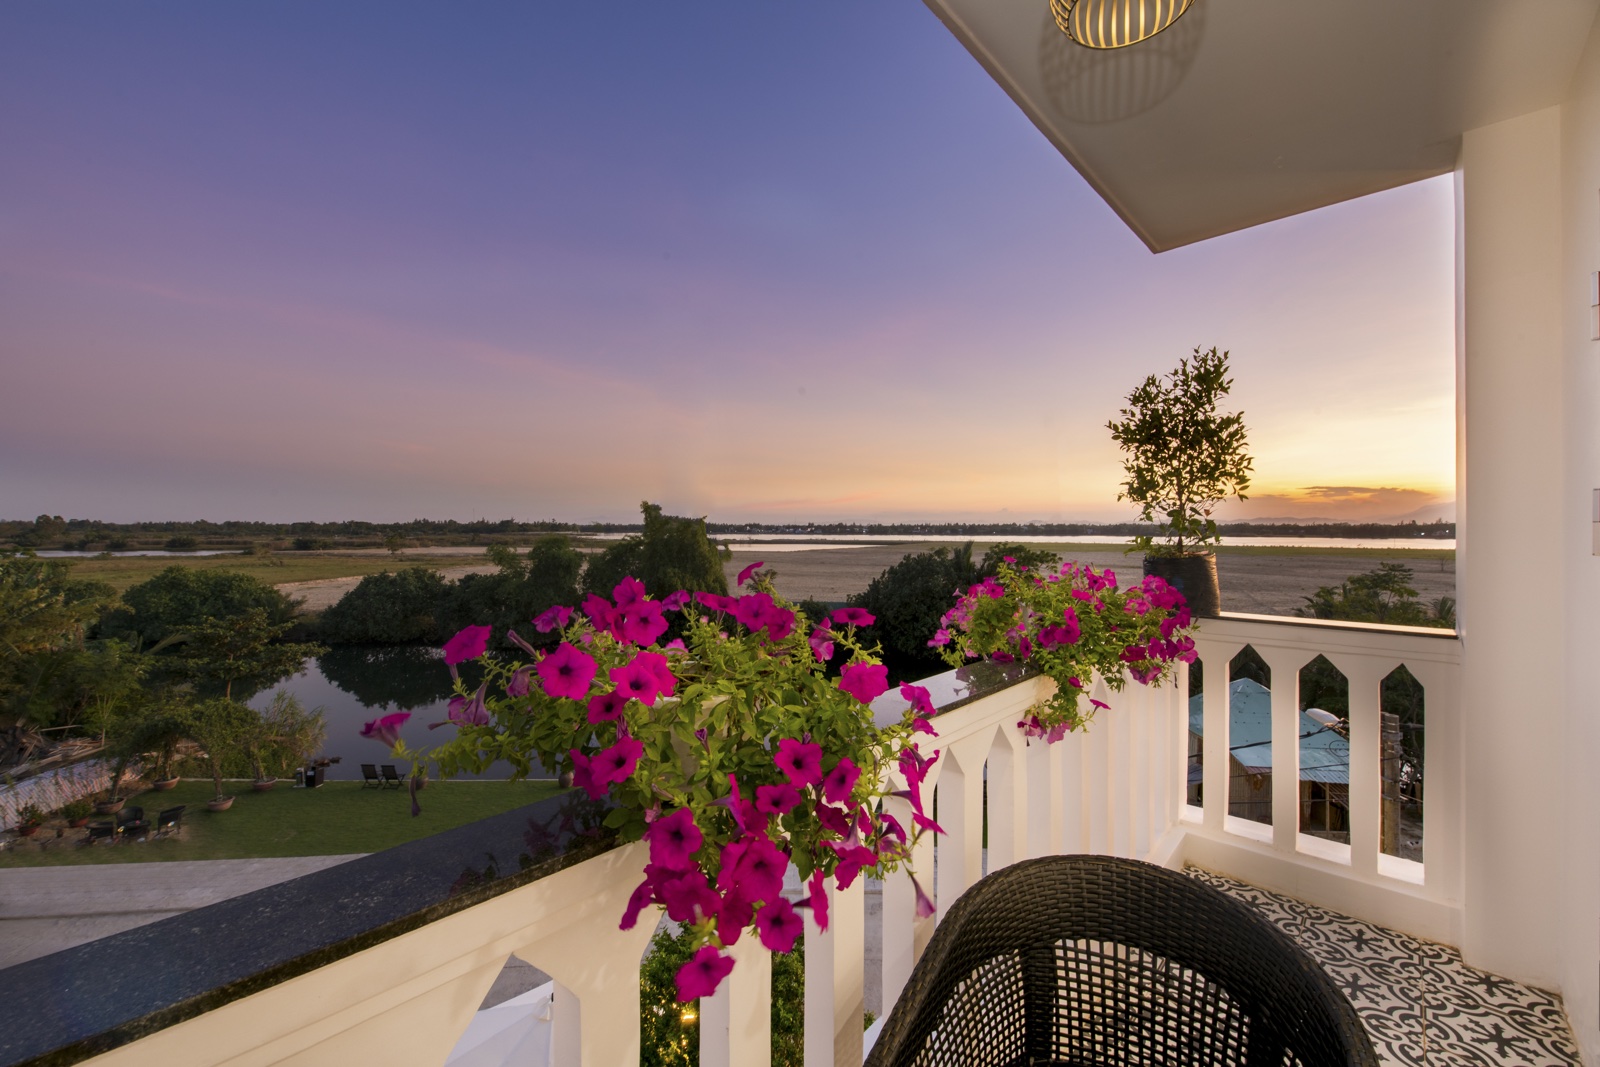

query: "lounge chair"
(361, 763), (383, 789)
(866, 855), (1378, 1067)
(380, 765), (404, 789)
(153, 806), (186, 838)
(84, 821), (116, 845)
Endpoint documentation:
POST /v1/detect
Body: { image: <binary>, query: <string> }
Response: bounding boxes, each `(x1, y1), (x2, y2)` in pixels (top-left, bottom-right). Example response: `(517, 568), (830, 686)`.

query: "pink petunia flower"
(755, 781), (801, 815)
(901, 684), (936, 718)
(806, 869), (830, 932)
(912, 875), (935, 919)
(676, 946), (735, 1001)
(727, 833), (788, 903)
(647, 807), (703, 869)
(618, 599), (669, 646)
(831, 607), (875, 627)
(610, 658), (666, 706)
(443, 625), (493, 665)
(620, 877), (656, 930)
(612, 576), (647, 607)
(506, 665), (535, 698)
(755, 898), (804, 953)
(587, 689), (629, 723)
(532, 604), (573, 633)
(774, 738), (823, 788)
(838, 663), (889, 705)
(821, 757), (860, 806)
(661, 869), (721, 926)
(447, 684), (490, 727)
(591, 734), (643, 789)
(663, 590), (691, 611)
(359, 711), (411, 747)
(736, 560), (765, 586)
(538, 642), (598, 700)
(831, 842), (878, 889)
(581, 593), (617, 633)
(809, 627), (835, 662)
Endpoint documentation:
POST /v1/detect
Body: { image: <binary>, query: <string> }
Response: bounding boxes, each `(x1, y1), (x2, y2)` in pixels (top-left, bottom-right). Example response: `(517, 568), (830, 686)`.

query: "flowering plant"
(413, 566), (939, 1001)
(932, 559), (1197, 738)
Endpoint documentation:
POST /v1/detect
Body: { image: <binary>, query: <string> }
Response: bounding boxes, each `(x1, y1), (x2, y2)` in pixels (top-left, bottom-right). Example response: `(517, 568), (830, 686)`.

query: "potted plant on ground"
(1106, 345), (1253, 617)
(250, 692), (326, 792)
(14, 804), (45, 837)
(187, 698), (259, 811)
(59, 799), (93, 828)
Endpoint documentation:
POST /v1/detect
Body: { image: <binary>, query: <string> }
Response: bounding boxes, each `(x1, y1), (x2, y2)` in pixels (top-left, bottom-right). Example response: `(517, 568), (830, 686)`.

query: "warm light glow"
(679, 1007), (698, 1026)
(1050, 0), (1194, 49)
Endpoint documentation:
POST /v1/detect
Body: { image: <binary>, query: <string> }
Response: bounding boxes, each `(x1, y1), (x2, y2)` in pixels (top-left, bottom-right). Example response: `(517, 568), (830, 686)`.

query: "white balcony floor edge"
(1187, 867), (1582, 1067)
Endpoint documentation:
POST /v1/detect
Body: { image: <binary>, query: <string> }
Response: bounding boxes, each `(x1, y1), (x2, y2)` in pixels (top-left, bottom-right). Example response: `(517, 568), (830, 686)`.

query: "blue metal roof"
(1188, 678), (1349, 784)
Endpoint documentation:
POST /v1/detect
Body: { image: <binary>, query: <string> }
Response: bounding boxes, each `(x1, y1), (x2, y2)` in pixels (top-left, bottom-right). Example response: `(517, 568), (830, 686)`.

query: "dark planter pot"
(94, 798), (126, 815)
(252, 778), (278, 792)
(67, 817), (91, 828)
(150, 776), (180, 792)
(17, 824), (40, 838)
(1143, 553), (1221, 617)
(207, 796), (235, 812)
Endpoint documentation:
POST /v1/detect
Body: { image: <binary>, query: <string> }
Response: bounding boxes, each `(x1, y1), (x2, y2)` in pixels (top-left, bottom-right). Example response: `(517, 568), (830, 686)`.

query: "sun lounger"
(380, 765), (404, 789)
(154, 806), (186, 838)
(361, 763), (383, 788)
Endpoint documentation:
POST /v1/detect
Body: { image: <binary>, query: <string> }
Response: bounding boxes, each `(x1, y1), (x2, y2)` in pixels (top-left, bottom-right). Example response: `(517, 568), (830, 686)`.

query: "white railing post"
(880, 794), (918, 1015)
(1129, 682), (1152, 856)
(804, 877), (865, 1067)
(700, 934), (773, 1067)
(1343, 660), (1386, 877)
(1086, 690), (1111, 853)
(1263, 648), (1307, 853)
(1201, 646), (1232, 831)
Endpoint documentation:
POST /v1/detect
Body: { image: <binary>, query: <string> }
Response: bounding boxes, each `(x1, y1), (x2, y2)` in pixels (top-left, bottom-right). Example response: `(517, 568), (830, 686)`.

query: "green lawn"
(59, 553), (496, 593)
(0, 779), (566, 867)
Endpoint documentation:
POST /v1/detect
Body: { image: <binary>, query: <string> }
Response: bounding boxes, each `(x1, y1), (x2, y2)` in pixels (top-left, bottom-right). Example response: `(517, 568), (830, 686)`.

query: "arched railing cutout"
(1380, 665), (1425, 861)
(1227, 645), (1273, 826)
(1297, 655), (1350, 842)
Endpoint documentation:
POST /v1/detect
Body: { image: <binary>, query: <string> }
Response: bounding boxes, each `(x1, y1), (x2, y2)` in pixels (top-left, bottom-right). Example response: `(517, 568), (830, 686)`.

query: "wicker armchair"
(866, 855), (1378, 1067)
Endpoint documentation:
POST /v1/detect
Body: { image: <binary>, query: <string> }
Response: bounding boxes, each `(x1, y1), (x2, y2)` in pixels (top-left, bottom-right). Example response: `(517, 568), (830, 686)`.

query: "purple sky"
(0, 3), (1455, 525)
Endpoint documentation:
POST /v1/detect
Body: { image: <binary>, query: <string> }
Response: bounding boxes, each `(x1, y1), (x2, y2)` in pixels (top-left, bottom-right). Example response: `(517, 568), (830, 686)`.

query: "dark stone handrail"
(0, 662), (1021, 1067)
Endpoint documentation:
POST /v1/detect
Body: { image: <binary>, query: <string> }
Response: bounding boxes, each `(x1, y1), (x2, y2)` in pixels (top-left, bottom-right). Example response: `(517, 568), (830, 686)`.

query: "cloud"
(1214, 486), (1452, 524)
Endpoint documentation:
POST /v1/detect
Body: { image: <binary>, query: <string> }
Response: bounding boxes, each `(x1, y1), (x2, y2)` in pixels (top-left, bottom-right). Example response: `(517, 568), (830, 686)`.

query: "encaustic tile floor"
(1187, 868), (1583, 1067)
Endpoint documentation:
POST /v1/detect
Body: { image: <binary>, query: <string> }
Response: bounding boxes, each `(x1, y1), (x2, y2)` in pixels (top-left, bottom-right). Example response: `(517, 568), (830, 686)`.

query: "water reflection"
(250, 646), (528, 780)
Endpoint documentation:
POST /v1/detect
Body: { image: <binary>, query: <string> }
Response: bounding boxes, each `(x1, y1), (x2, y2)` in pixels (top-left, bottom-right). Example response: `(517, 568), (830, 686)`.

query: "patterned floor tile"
(1185, 867), (1583, 1067)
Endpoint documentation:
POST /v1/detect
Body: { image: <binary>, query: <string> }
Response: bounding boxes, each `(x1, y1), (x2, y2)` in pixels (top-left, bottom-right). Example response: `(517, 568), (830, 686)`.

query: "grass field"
(0, 779), (565, 867)
(58, 553), (493, 593)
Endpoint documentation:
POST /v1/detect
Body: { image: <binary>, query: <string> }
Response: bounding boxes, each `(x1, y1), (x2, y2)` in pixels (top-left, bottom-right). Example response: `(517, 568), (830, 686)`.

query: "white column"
(700, 936), (773, 1067)
(1342, 661), (1384, 878)
(1263, 649), (1304, 853)
(1459, 107), (1566, 987)
(804, 877), (865, 1067)
(880, 795), (918, 1015)
(1202, 650), (1230, 831)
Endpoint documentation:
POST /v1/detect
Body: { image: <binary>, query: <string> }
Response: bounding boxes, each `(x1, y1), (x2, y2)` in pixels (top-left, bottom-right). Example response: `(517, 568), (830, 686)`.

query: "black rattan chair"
(866, 855), (1378, 1067)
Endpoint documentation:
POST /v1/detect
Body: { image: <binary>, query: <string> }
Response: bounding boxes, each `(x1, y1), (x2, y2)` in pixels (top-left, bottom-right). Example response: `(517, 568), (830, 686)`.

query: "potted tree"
(14, 804), (45, 837)
(247, 693), (327, 791)
(60, 799), (93, 828)
(187, 698), (259, 811)
(1106, 346), (1253, 617)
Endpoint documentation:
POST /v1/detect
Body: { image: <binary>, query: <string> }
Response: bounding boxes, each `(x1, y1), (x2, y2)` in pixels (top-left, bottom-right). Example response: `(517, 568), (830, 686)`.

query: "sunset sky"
(0, 3), (1456, 526)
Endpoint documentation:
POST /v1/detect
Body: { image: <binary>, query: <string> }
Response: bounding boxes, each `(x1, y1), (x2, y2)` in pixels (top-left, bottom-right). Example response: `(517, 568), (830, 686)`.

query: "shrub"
(319, 568), (448, 644)
(164, 535), (199, 552)
(102, 567), (299, 646)
(435, 538), (584, 650)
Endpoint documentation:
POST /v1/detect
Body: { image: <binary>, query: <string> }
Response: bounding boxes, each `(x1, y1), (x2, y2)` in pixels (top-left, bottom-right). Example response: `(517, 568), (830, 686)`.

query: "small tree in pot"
(188, 699), (259, 810)
(1106, 346), (1252, 616)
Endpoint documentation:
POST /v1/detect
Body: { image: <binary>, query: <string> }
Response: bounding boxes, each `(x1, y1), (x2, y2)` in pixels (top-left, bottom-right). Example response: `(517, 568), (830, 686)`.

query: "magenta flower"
(648, 807), (703, 869)
(927, 627), (952, 648)
(538, 642), (597, 700)
(838, 663), (889, 705)
(506, 665), (534, 697)
(714, 773), (757, 835)
(912, 875), (935, 919)
(581, 593), (616, 632)
(815, 801), (853, 837)
(728, 833), (787, 903)
(663, 590), (691, 611)
(612, 576), (647, 607)
(632, 650), (678, 698)
(569, 749), (603, 800)
(507, 629), (539, 657)
(898, 746), (939, 787)
(736, 560), (765, 586)
(620, 877), (655, 930)
(592, 734), (643, 789)
(806, 869), (830, 932)
(821, 757), (860, 806)
(587, 689), (629, 723)
(443, 625), (492, 665)
(664, 637), (688, 654)
(696, 591), (739, 613)
(618, 600), (669, 645)
(661, 869), (721, 926)
(755, 898), (804, 953)
(808, 627), (835, 662)
(775, 738), (823, 788)
(447, 684), (490, 727)
(755, 781), (801, 815)
(831, 607), (875, 627)
(359, 711), (411, 747)
(610, 658), (665, 706)
(718, 885), (753, 940)
(532, 604), (573, 633)
(900, 683), (936, 718)
(831, 842), (877, 889)
(676, 945), (735, 1001)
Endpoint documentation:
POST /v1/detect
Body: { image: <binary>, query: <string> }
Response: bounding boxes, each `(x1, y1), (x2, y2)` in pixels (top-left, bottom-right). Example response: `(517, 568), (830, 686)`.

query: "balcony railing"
(0, 613), (1461, 1067)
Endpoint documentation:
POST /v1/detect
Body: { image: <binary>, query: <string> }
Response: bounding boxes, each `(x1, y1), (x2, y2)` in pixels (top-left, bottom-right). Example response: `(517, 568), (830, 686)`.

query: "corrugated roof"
(1189, 678), (1349, 785)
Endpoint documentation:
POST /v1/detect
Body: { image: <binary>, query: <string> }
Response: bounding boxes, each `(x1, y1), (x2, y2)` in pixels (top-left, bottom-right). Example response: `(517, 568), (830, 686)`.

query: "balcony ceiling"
(923, 0), (1600, 250)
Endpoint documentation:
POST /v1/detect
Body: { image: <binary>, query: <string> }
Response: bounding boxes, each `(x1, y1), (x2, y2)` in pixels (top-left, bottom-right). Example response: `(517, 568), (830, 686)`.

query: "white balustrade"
(67, 613), (1458, 1067)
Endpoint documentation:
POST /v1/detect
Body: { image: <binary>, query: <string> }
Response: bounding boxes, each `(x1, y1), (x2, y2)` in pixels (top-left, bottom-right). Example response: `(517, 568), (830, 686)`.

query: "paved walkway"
(0, 855), (364, 969)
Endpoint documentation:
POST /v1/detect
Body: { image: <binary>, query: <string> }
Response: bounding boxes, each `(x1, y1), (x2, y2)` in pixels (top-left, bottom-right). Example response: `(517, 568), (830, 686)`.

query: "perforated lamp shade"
(1050, 0), (1195, 49)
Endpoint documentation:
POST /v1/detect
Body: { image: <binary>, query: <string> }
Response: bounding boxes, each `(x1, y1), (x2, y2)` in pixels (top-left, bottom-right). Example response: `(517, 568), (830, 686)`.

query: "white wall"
(1560, 16), (1600, 1064)
(1458, 107), (1566, 989)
